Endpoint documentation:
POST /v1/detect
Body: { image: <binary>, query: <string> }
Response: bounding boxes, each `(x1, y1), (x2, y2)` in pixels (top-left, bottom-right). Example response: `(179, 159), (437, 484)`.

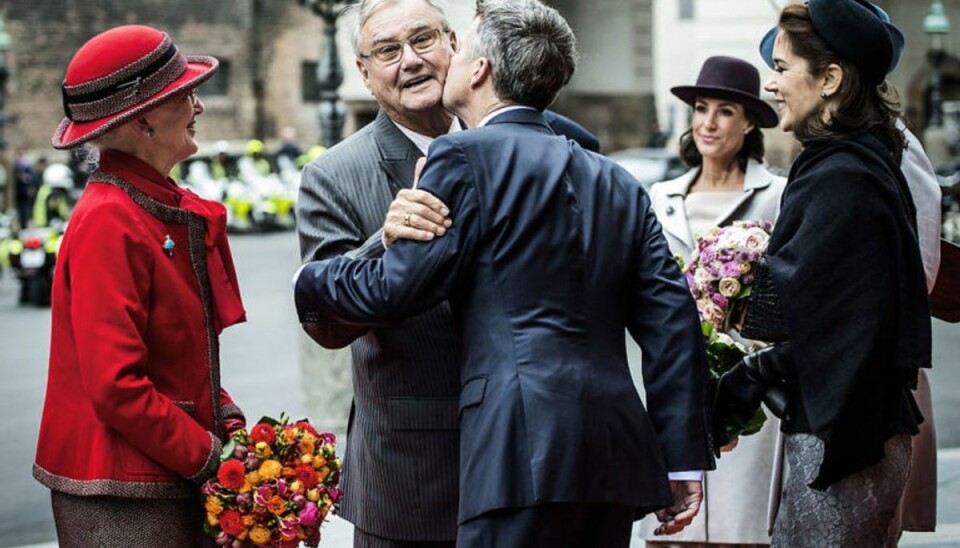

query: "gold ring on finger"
(404, 213), (412, 227)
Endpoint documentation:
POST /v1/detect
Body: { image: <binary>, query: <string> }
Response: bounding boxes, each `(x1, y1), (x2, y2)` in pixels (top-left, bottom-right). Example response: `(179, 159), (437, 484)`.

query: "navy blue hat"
(671, 55), (779, 128)
(759, 0), (904, 83)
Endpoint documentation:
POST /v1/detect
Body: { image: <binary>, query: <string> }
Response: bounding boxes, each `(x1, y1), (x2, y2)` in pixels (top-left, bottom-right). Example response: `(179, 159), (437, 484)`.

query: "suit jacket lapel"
(715, 159), (771, 227)
(372, 110), (422, 193)
(658, 170), (698, 253)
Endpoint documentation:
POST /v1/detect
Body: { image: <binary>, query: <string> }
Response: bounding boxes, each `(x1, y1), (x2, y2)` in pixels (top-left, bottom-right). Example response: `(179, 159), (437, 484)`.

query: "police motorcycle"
(238, 140), (296, 231)
(8, 224), (63, 306)
(7, 164), (74, 306)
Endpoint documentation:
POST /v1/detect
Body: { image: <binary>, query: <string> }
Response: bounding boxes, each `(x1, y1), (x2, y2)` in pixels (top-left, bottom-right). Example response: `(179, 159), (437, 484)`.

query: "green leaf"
(220, 438), (237, 462)
(256, 415), (283, 427)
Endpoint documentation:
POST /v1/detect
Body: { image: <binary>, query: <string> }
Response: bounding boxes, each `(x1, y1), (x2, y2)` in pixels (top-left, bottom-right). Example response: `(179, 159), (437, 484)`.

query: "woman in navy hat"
(712, 2), (931, 546)
(638, 54), (785, 548)
(33, 25), (248, 547)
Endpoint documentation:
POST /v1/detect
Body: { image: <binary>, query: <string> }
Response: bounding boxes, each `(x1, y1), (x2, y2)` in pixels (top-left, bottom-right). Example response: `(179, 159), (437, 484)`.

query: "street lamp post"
(923, 0), (952, 166)
(0, 16), (11, 214)
(298, 0), (358, 148)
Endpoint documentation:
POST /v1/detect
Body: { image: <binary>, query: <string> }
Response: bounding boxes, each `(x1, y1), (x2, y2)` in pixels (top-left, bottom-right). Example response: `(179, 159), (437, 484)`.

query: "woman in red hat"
(712, 2), (930, 546)
(33, 25), (247, 547)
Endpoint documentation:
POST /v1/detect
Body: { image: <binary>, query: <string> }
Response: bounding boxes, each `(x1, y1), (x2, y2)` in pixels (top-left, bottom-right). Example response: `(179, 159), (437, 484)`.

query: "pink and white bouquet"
(680, 220), (774, 439)
(683, 220), (773, 333)
(202, 414), (342, 547)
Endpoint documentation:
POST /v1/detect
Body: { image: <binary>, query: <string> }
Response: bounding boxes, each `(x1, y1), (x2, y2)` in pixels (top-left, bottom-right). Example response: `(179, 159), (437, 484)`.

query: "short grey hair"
(350, 0), (450, 55)
(472, 0), (577, 111)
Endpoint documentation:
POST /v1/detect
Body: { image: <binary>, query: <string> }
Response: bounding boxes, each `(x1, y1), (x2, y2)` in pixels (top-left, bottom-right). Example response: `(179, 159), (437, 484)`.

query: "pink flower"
(298, 501), (321, 526)
(720, 262), (741, 277)
(702, 303), (725, 327)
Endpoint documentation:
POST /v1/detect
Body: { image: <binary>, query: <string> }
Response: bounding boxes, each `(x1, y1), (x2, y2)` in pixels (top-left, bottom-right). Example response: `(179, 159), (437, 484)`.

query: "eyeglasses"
(359, 28), (450, 66)
(186, 90), (200, 106)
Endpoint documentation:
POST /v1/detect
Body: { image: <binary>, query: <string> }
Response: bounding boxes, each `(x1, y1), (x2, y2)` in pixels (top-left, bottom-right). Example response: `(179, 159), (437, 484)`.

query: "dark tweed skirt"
(772, 433), (911, 548)
(51, 491), (211, 548)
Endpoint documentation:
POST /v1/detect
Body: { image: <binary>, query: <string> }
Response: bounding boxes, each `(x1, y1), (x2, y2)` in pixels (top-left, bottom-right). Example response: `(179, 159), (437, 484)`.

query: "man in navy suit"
(295, 0), (714, 545)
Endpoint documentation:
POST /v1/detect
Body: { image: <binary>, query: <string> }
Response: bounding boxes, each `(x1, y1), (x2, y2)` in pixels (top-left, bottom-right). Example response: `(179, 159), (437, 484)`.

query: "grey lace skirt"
(772, 433), (911, 548)
(51, 491), (212, 548)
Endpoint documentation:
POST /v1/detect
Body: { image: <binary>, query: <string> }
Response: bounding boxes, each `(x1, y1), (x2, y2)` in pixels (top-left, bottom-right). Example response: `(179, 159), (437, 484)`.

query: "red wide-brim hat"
(53, 25), (218, 150)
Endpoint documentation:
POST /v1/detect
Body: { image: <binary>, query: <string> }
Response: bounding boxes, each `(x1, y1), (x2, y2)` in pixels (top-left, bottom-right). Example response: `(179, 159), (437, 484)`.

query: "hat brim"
(671, 85), (780, 128)
(52, 55), (219, 149)
(759, 27), (777, 70)
(759, 3), (905, 75)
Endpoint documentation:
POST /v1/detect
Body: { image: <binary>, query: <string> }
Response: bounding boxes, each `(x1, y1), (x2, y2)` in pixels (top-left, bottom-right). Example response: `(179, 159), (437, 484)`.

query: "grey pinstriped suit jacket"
(297, 110), (460, 541)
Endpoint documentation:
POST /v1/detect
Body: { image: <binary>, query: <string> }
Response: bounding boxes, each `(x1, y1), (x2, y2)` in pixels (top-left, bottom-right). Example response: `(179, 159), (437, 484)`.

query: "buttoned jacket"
(34, 151), (245, 499)
(649, 159), (786, 262)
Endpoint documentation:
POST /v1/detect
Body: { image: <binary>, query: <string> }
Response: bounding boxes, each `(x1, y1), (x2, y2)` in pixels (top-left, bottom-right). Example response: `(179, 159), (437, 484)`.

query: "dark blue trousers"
(456, 502), (634, 548)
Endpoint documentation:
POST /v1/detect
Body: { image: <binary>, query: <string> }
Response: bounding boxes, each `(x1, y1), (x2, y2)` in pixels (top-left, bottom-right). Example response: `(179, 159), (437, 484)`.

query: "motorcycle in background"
(8, 223), (64, 306)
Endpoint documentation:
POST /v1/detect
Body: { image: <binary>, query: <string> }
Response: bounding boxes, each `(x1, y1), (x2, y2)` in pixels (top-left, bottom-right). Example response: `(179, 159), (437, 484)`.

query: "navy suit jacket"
(296, 109), (714, 523)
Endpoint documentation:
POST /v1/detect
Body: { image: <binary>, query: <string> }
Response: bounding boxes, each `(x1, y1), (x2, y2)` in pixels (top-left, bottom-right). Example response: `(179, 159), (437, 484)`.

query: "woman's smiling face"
(764, 31), (822, 134)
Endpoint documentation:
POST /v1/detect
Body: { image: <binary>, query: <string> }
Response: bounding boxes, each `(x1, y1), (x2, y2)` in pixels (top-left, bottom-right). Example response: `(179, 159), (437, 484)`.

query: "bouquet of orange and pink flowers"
(202, 414), (342, 547)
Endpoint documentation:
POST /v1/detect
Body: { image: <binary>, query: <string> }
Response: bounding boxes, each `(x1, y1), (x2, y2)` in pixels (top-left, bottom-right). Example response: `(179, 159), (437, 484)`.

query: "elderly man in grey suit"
(296, 1), (599, 546)
(296, 1), (461, 546)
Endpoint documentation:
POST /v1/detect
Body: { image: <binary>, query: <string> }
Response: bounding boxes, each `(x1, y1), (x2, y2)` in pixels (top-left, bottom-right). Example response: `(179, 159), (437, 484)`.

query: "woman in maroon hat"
(712, 2), (930, 546)
(33, 25), (247, 547)
(638, 55), (785, 548)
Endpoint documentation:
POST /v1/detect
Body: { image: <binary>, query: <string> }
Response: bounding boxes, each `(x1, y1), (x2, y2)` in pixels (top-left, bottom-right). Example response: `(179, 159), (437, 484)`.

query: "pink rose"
(702, 302), (725, 326)
(298, 501), (320, 526)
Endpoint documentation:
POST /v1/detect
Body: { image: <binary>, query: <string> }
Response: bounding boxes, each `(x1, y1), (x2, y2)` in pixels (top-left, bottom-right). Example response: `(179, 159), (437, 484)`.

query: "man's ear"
(356, 58), (371, 91)
(821, 63), (843, 98)
(471, 57), (491, 89)
(448, 30), (458, 54)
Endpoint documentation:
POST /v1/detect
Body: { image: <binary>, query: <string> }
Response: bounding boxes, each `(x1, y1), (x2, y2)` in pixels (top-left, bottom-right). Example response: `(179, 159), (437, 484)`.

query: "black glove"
(712, 343), (794, 452)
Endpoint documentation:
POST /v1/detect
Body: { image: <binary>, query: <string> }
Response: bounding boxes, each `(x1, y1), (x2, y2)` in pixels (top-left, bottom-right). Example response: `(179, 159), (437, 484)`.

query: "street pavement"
(2, 231), (959, 547)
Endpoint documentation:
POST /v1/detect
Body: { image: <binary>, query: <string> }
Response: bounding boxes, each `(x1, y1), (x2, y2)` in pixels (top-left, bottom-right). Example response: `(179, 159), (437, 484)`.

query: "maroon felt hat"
(53, 25), (218, 149)
(671, 56), (779, 128)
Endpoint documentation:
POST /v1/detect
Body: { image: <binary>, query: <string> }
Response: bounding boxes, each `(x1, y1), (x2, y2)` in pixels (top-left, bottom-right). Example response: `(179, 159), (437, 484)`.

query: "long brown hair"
(778, 4), (905, 161)
(678, 120), (765, 171)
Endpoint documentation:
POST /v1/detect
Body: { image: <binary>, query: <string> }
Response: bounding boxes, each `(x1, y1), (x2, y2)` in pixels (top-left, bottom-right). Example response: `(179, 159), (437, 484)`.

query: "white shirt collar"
(477, 105), (536, 128)
(392, 117), (463, 155)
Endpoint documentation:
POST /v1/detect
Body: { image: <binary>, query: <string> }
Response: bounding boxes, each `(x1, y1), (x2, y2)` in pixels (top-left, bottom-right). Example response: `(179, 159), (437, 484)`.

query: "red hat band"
(62, 35), (187, 123)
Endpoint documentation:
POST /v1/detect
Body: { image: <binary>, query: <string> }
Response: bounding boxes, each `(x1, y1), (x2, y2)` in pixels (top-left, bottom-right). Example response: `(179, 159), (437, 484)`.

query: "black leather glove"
(712, 343), (794, 452)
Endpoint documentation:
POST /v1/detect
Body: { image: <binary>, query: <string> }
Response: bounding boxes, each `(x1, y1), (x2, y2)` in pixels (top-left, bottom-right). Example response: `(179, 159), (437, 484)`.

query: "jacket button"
(666, 206), (675, 215)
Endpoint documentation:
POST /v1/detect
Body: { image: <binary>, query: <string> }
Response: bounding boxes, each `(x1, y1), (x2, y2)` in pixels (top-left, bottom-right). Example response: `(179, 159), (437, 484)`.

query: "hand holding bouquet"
(680, 220), (774, 440)
(203, 415), (342, 547)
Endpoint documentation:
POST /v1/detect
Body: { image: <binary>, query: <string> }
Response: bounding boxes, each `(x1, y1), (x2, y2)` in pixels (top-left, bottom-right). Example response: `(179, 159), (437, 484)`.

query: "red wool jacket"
(33, 150), (247, 499)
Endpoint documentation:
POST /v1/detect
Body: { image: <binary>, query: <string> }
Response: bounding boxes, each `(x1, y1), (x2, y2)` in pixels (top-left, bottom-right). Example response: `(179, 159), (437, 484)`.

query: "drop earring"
(146, 127), (156, 137)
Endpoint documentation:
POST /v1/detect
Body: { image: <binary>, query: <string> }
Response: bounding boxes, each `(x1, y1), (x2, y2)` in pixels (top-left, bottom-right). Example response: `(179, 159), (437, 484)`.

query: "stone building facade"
(1, 0), (659, 157)
(2, 0), (959, 159)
